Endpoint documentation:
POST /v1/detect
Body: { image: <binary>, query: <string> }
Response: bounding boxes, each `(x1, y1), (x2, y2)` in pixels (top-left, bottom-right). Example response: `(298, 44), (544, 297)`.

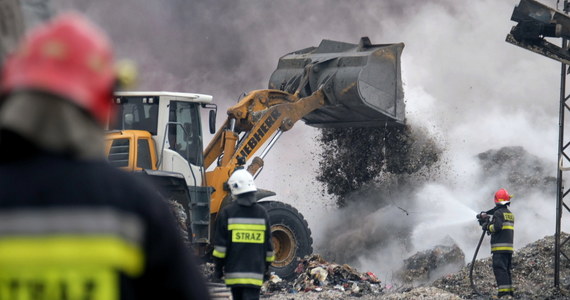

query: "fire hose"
(469, 228), (486, 297)
(470, 212), (490, 297)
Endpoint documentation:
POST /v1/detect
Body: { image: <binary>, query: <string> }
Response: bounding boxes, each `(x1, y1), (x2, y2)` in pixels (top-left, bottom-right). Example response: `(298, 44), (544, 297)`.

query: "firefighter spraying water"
(471, 189), (515, 299)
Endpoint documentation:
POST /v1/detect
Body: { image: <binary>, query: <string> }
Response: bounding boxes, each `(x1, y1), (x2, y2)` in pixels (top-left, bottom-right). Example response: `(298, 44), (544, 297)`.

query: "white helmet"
(228, 169), (257, 196)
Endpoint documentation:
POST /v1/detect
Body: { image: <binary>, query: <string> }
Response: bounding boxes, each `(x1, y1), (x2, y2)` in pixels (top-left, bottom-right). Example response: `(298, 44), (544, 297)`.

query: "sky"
(50, 0), (570, 283)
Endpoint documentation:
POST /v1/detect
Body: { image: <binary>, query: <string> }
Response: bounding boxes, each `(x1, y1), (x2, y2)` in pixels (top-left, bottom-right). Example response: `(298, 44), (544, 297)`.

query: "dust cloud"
(51, 0), (570, 284)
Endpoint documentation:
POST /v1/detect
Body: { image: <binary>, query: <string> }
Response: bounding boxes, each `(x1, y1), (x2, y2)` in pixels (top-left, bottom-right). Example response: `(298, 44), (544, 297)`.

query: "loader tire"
(259, 201), (313, 280)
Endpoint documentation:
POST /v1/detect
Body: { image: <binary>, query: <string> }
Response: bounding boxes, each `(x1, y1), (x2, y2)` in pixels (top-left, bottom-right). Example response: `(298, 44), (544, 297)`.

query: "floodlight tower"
(506, 0), (570, 288)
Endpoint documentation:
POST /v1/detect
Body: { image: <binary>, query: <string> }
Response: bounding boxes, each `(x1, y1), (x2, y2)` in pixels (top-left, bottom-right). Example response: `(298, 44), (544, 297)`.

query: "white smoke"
(53, 0), (570, 284)
(305, 0), (570, 284)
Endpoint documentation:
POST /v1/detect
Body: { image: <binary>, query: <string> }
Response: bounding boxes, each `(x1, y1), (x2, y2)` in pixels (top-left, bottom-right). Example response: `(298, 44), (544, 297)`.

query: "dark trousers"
(492, 252), (513, 297)
(230, 286), (260, 300)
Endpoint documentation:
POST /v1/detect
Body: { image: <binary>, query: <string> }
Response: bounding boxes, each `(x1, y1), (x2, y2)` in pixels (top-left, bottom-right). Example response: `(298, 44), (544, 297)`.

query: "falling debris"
(316, 124), (442, 207)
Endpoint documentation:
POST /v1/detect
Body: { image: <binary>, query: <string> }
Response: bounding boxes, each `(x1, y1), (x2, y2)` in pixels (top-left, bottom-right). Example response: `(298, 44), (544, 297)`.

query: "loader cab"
(107, 91), (214, 186)
(112, 97), (159, 135)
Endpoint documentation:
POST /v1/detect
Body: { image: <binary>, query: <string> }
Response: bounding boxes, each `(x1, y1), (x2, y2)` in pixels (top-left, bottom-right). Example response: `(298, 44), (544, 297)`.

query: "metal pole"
(259, 130), (283, 160)
(555, 0), (569, 288)
(253, 130), (283, 179)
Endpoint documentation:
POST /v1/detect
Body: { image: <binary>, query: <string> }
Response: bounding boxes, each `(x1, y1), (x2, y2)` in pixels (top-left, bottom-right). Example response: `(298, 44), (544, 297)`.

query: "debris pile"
(477, 146), (556, 197)
(167, 200), (190, 246)
(380, 287), (462, 300)
(396, 243), (465, 283)
(258, 233), (570, 299)
(433, 233), (570, 299)
(199, 232), (570, 299)
(200, 262), (216, 281)
(262, 254), (383, 297)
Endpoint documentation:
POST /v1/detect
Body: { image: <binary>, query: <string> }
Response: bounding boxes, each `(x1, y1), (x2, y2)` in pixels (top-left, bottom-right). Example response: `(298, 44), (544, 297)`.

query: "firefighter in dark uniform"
(0, 13), (210, 300)
(212, 168), (275, 300)
(480, 188), (515, 299)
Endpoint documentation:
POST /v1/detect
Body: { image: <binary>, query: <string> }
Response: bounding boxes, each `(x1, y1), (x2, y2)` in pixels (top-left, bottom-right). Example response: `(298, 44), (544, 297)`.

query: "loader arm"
(204, 88), (326, 215)
(103, 38), (403, 279)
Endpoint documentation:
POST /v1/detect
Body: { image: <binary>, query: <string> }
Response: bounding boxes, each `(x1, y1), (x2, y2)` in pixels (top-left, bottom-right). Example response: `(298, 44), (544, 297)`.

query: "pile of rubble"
(167, 200), (190, 246)
(259, 252), (463, 300)
(396, 243), (465, 284)
(262, 254), (383, 297)
(477, 146), (557, 197)
(433, 233), (570, 299)
(258, 233), (570, 299)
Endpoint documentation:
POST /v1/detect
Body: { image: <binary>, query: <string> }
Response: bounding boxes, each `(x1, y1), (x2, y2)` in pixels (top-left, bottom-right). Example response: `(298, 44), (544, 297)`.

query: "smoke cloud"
(52, 0), (570, 284)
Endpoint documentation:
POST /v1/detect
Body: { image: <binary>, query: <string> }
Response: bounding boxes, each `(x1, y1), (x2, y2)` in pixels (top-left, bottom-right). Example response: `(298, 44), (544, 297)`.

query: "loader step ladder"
(189, 186), (212, 244)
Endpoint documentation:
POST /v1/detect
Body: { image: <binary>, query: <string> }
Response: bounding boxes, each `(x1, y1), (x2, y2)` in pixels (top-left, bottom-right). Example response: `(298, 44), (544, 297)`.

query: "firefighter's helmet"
(228, 169), (257, 196)
(1, 13), (116, 125)
(494, 188), (512, 205)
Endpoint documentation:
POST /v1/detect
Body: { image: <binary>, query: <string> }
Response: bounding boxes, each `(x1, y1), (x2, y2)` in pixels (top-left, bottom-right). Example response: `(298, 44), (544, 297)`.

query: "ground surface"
(253, 234), (570, 299)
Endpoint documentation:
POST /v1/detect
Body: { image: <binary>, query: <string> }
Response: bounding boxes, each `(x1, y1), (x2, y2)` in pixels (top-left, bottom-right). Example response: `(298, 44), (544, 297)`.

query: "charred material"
(396, 243), (465, 284)
(168, 200), (190, 246)
(263, 254), (383, 297)
(434, 234), (570, 299)
(317, 124), (441, 207)
(477, 146), (556, 197)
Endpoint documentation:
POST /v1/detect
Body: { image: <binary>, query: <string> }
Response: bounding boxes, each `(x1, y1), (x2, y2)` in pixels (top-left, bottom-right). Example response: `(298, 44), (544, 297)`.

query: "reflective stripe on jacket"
(213, 201), (274, 287)
(488, 205), (515, 253)
(0, 153), (211, 300)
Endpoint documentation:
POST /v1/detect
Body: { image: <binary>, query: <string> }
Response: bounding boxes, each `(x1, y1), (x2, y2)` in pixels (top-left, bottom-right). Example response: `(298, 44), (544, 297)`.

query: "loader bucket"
(269, 37), (405, 128)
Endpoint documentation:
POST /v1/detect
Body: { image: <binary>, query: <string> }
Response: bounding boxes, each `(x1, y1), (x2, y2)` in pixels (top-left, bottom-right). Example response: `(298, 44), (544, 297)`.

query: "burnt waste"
(316, 124), (442, 207)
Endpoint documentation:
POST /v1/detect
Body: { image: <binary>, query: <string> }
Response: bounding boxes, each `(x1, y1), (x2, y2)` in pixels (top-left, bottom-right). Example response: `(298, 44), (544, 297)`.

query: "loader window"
(108, 138), (130, 168)
(137, 138), (152, 169)
(168, 101), (202, 166)
(111, 97), (159, 135)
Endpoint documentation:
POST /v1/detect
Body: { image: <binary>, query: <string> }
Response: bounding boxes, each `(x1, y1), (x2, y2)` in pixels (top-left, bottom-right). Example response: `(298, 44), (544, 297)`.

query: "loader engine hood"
(269, 37), (405, 128)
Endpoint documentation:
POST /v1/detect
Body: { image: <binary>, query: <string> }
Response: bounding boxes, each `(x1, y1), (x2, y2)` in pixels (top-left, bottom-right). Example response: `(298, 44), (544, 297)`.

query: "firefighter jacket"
(486, 204), (515, 253)
(212, 195), (275, 287)
(0, 150), (211, 300)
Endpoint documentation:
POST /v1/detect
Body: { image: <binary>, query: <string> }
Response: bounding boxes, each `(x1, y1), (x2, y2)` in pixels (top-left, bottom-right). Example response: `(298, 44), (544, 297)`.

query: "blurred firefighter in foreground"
(477, 188), (515, 299)
(212, 168), (274, 300)
(0, 13), (210, 300)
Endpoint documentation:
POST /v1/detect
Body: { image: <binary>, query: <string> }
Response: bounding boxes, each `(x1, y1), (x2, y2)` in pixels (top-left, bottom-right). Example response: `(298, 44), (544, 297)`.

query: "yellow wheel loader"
(105, 37), (405, 279)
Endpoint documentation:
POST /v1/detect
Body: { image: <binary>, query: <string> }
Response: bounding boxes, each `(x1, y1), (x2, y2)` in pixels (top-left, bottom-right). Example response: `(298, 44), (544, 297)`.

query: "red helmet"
(1, 13), (115, 124)
(494, 188), (512, 205)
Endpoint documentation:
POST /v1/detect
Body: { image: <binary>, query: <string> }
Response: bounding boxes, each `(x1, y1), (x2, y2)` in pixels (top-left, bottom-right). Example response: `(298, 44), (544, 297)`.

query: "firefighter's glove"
(481, 222), (493, 235)
(476, 212), (489, 226)
(213, 258), (224, 283)
(264, 262), (271, 282)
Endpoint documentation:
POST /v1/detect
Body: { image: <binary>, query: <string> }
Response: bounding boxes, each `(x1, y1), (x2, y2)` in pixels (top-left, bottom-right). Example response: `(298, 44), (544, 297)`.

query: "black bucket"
(269, 37), (405, 128)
